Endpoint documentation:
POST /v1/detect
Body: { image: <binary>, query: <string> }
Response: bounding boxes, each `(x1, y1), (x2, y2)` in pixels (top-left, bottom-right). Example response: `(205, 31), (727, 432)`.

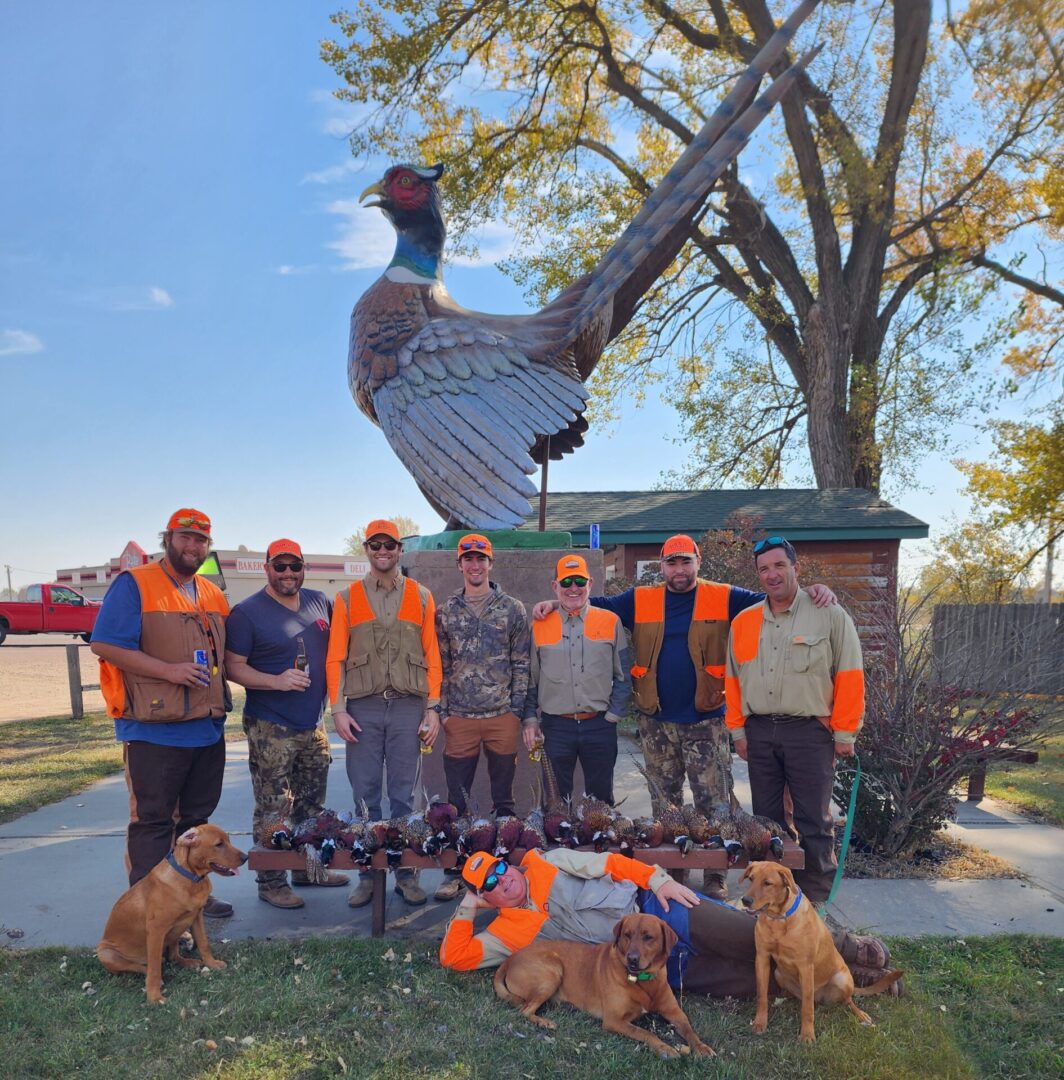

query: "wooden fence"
(932, 603), (1064, 694)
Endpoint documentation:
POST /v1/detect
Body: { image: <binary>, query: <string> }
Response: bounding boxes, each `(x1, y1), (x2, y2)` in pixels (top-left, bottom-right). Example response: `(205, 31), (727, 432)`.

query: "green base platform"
(401, 529), (572, 552)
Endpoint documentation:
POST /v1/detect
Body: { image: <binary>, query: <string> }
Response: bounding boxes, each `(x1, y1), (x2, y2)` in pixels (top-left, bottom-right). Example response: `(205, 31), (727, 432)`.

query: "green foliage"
(344, 514), (422, 554)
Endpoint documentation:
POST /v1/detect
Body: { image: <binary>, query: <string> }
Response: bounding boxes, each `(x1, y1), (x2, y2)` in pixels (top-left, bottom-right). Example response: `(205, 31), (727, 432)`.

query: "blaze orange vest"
(99, 561), (229, 723)
(342, 577), (432, 699)
(629, 581), (731, 715)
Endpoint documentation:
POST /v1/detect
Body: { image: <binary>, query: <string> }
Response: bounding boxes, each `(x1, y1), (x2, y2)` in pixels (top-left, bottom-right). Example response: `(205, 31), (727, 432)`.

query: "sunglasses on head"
(271, 560), (304, 573)
(558, 575), (588, 588)
(752, 535), (787, 556)
(366, 540), (399, 551)
(467, 859), (509, 894)
(175, 515), (209, 530)
(459, 538), (489, 551)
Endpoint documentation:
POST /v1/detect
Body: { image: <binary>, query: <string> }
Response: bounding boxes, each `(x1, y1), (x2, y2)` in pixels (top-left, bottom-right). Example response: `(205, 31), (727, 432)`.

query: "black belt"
(381, 689), (409, 700)
(748, 713), (816, 723)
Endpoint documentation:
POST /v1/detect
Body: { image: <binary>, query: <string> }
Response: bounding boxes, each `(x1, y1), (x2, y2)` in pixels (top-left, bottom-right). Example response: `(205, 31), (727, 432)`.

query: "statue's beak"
(359, 181), (385, 208)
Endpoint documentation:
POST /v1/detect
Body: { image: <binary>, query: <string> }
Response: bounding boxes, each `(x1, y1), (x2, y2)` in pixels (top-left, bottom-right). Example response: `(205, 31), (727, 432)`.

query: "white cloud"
(147, 286), (173, 308)
(77, 285), (175, 312)
(0, 328), (44, 356)
(301, 160), (360, 185)
(275, 264), (315, 275)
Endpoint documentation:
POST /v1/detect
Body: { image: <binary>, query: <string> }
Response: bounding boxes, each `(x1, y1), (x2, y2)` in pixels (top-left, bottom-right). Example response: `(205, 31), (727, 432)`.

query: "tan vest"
(342, 578), (431, 700)
(629, 581), (731, 715)
(99, 561), (230, 723)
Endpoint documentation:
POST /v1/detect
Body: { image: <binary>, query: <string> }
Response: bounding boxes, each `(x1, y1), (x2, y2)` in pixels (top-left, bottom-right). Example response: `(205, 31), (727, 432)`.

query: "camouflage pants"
(244, 715), (332, 888)
(637, 714), (737, 892)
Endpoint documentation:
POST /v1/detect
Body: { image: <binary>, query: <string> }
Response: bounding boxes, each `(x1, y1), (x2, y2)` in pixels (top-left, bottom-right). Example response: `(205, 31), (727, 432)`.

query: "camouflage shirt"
(436, 583), (531, 719)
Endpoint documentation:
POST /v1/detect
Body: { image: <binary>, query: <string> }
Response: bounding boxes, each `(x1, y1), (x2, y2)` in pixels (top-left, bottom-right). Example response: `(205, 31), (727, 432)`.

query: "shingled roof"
(522, 488), (928, 545)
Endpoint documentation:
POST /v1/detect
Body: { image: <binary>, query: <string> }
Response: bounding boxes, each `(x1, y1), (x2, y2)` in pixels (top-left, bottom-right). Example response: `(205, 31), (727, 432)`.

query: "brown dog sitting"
(741, 861), (903, 1043)
(493, 912), (714, 1059)
(96, 824), (247, 1004)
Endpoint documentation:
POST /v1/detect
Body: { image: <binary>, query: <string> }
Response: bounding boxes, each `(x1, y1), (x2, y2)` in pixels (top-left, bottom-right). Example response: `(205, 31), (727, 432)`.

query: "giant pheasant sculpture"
(349, 1), (819, 530)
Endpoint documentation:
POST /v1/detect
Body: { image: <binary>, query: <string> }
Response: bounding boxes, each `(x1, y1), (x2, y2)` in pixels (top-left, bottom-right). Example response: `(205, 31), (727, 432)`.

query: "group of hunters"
(90, 507), (895, 1000)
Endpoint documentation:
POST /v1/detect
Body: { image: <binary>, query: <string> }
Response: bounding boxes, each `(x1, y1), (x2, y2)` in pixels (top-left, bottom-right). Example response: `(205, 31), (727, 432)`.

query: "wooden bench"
(248, 841), (805, 937)
(965, 747), (1040, 802)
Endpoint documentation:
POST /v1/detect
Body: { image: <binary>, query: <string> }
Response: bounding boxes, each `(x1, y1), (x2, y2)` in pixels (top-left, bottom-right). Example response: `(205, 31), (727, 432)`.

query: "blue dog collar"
(166, 850), (205, 883)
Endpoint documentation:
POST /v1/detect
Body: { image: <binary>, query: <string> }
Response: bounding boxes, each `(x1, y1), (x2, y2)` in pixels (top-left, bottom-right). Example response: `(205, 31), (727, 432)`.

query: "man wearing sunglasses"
(433, 534), (531, 903)
(523, 555), (630, 805)
(532, 534), (834, 901)
(224, 539), (347, 910)
(439, 847), (891, 1000)
(725, 536), (863, 903)
(326, 519), (442, 907)
(92, 508), (234, 918)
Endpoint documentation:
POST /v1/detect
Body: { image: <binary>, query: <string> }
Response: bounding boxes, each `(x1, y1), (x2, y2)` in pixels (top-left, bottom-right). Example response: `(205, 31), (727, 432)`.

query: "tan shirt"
(725, 588), (865, 744)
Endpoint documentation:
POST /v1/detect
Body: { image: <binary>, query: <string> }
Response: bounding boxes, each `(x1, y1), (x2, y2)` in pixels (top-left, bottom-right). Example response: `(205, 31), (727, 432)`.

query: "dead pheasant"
(631, 815), (665, 849)
(539, 756), (575, 848)
(493, 815), (525, 859)
(607, 812), (638, 855)
(734, 809), (788, 861)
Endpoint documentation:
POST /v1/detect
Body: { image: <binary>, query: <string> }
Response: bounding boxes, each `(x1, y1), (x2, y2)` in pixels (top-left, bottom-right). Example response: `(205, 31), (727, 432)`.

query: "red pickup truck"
(0, 583), (101, 645)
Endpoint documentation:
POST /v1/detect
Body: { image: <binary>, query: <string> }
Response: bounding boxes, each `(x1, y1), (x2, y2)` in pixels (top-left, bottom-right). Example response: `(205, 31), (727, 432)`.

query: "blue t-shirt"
(225, 588), (331, 731)
(92, 572), (226, 748)
(593, 583), (763, 724)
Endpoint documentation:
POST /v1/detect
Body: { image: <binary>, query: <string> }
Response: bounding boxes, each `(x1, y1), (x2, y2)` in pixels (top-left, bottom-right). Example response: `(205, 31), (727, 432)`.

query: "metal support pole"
(538, 437), (550, 532)
(66, 644), (84, 720)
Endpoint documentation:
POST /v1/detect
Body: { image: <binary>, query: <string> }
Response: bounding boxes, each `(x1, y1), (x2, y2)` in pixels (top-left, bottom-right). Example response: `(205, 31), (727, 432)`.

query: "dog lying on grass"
(493, 912), (715, 1059)
(741, 861), (903, 1043)
(96, 824), (246, 1004)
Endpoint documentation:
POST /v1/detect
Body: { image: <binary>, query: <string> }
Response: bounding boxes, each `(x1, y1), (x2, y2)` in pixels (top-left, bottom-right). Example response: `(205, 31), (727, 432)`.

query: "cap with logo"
(555, 554), (590, 580)
(364, 519), (401, 543)
(457, 533), (494, 558)
(267, 538), (303, 562)
(462, 851), (502, 890)
(167, 508), (211, 538)
(660, 534), (699, 560)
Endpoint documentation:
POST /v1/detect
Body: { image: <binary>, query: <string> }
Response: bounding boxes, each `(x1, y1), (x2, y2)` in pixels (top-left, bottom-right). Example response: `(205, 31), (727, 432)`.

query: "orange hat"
(661, 534), (699, 560)
(266, 538), (303, 561)
(457, 533), (493, 558)
(555, 553), (590, 580)
(167, 508), (211, 538)
(462, 851), (506, 890)
(364, 519), (401, 543)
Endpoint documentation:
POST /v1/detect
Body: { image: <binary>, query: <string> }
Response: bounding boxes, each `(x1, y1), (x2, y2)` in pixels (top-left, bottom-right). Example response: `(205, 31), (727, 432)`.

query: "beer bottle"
(295, 636), (308, 672)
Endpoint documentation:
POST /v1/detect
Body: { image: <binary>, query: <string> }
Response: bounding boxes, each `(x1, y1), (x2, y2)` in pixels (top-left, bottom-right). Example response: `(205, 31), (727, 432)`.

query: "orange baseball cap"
(555, 553), (590, 580)
(266, 539), (303, 561)
(364, 519), (401, 543)
(661, 534), (699, 560)
(462, 851), (506, 890)
(457, 533), (493, 558)
(167, 508), (211, 538)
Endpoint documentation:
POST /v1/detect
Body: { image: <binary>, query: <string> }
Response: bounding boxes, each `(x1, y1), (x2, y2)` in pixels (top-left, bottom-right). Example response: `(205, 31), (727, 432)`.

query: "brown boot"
(394, 871), (427, 906)
(347, 876), (375, 908)
(292, 870), (350, 887)
(433, 874), (464, 902)
(700, 872), (727, 901)
(203, 895), (234, 919)
(258, 884), (305, 909)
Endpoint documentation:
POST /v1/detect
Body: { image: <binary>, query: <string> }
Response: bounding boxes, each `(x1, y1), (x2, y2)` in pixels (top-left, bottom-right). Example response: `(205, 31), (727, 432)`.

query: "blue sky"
(0, 2), (1036, 591)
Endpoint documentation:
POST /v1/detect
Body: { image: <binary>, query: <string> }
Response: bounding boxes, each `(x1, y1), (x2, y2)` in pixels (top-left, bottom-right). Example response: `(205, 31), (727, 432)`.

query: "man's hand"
(733, 737), (749, 762)
(834, 741), (855, 757)
(805, 583), (837, 607)
(168, 661), (211, 687)
(652, 877), (700, 913)
(522, 721), (542, 751)
(420, 710), (441, 748)
(332, 709), (361, 744)
(531, 600), (558, 621)
(604, 711), (621, 725)
(273, 668), (311, 692)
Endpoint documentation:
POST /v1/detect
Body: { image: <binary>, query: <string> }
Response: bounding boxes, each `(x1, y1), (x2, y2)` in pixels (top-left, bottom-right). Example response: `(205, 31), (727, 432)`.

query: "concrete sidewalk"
(1, 734), (1061, 950)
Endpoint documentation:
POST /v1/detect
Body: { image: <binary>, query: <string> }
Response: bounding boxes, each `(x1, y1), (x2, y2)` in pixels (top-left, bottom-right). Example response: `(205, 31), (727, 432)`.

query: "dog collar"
(758, 888), (804, 921)
(627, 971), (656, 982)
(166, 851), (205, 883)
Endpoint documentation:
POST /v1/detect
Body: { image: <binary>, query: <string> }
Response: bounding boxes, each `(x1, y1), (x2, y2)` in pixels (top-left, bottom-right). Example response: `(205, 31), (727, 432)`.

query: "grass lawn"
(0, 934), (1060, 1079)
(983, 730), (1064, 827)
(0, 698), (248, 825)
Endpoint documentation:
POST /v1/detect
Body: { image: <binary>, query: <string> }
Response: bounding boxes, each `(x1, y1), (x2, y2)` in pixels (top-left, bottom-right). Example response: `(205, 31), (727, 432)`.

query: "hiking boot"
(434, 875), (464, 902)
(849, 964), (905, 997)
(700, 873), (727, 901)
(347, 877), (375, 908)
(836, 932), (891, 969)
(203, 895), (234, 919)
(292, 870), (350, 887)
(258, 884), (305, 909)
(394, 872), (427, 906)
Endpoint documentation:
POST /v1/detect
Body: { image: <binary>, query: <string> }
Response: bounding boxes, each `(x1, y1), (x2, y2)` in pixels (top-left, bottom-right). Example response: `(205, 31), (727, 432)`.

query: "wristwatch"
(428, 703), (442, 714)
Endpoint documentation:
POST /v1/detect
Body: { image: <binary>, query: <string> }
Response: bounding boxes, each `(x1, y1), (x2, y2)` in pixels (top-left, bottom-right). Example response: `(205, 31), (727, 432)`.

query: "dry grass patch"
(845, 833), (1018, 880)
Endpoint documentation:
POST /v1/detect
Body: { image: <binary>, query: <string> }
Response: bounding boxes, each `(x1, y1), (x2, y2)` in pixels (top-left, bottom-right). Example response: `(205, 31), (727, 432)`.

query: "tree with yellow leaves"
(323, 0), (1062, 492)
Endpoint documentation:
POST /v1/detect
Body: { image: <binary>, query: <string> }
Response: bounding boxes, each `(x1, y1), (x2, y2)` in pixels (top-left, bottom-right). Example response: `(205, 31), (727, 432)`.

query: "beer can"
(193, 649), (208, 667)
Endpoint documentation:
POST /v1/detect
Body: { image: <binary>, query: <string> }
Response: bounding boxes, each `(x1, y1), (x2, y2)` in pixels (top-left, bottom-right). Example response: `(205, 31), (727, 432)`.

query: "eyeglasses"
(459, 538), (489, 551)
(753, 535), (787, 555)
(558, 575), (588, 588)
(271, 560), (304, 573)
(366, 540), (399, 551)
(467, 859), (509, 894)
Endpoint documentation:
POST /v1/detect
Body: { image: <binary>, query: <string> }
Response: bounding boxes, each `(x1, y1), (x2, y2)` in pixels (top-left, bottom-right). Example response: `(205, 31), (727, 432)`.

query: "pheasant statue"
(349, 1), (820, 529)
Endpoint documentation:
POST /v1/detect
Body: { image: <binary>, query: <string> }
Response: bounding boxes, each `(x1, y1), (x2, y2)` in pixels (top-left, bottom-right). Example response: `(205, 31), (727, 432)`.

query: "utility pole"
(4, 564), (11, 599)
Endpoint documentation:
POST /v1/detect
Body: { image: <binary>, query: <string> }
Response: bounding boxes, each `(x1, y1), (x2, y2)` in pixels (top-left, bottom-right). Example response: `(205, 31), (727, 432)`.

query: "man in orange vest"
(91, 508), (234, 918)
(534, 534), (834, 900)
(523, 554), (630, 804)
(326, 519), (442, 908)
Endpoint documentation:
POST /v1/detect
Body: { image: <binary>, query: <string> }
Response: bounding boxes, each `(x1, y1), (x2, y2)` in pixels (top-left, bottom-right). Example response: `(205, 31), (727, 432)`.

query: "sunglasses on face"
(753, 535), (787, 556)
(366, 540), (399, 552)
(459, 538), (489, 551)
(558, 575), (588, 588)
(467, 859), (510, 894)
(271, 560), (304, 573)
